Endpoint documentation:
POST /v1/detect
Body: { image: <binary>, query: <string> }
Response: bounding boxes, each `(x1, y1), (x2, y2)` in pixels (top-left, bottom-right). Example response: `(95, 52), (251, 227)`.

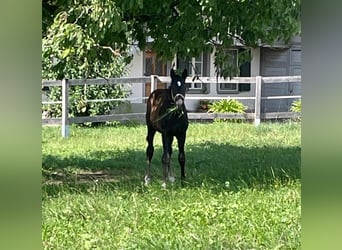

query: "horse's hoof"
(144, 175), (151, 186)
(169, 176), (175, 183)
(161, 182), (167, 189)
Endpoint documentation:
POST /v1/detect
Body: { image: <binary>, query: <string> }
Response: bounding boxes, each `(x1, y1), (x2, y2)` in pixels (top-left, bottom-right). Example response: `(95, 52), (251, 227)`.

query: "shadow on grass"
(186, 142), (300, 190)
(43, 140), (300, 195)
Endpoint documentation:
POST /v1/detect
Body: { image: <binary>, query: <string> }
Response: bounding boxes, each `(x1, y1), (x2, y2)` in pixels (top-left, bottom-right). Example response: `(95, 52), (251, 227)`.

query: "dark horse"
(145, 68), (188, 187)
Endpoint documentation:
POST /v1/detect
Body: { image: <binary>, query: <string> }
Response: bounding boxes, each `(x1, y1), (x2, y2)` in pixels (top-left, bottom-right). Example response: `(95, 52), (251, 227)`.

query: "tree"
(42, 0), (131, 119)
(42, 0), (130, 80)
(42, 0), (300, 79)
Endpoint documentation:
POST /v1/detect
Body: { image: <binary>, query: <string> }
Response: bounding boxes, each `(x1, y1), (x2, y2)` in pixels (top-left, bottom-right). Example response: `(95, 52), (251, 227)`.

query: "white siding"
(250, 48), (260, 77)
(124, 47), (144, 103)
(121, 40), (301, 113)
(260, 46), (302, 112)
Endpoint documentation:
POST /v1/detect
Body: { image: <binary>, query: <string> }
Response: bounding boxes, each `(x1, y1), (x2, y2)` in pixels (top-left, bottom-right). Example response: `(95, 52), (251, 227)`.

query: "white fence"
(42, 75), (301, 137)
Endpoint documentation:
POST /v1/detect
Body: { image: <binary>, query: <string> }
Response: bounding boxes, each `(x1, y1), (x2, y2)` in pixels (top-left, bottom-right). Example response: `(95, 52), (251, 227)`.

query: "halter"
(170, 88), (185, 103)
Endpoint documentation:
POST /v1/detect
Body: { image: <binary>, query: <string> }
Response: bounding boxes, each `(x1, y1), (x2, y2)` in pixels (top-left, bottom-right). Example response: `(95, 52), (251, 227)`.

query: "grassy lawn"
(42, 121), (301, 249)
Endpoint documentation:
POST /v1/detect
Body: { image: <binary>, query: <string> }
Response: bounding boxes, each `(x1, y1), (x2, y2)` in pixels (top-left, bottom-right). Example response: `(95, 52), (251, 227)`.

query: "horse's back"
(146, 89), (170, 130)
(148, 89), (169, 100)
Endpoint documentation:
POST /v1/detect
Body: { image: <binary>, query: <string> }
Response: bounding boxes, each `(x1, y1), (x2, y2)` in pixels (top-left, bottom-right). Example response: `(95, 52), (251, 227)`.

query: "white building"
(121, 35), (301, 113)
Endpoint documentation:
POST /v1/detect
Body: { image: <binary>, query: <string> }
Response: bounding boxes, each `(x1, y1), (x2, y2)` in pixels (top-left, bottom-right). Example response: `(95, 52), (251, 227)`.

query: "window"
(144, 50), (167, 76)
(177, 52), (210, 94)
(217, 48), (251, 93)
(217, 49), (238, 93)
(219, 82), (238, 92)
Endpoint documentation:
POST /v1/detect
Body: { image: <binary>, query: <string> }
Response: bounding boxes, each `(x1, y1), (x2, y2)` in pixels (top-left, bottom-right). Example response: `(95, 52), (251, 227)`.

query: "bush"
(42, 29), (130, 123)
(198, 99), (212, 112)
(42, 53), (130, 123)
(42, 83), (131, 120)
(207, 99), (247, 122)
(208, 99), (247, 113)
(290, 99), (301, 112)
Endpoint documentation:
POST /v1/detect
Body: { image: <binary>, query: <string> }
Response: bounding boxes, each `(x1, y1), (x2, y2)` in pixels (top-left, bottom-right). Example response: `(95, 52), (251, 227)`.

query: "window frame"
(177, 53), (209, 94)
(217, 82), (239, 93)
(216, 49), (240, 94)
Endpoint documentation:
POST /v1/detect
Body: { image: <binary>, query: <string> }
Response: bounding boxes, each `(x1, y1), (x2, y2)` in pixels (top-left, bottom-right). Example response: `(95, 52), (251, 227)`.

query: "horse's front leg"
(161, 133), (173, 188)
(167, 138), (174, 184)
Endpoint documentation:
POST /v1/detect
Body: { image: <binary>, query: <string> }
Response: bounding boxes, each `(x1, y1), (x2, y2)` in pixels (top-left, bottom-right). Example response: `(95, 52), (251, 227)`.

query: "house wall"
(184, 47), (260, 111)
(251, 48), (260, 77)
(260, 39), (302, 112)
(122, 37), (301, 113)
(207, 47), (260, 77)
(124, 47), (144, 104)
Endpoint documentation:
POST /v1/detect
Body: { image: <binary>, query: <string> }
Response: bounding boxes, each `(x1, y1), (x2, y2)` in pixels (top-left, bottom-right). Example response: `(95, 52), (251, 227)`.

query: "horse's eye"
(177, 81), (181, 87)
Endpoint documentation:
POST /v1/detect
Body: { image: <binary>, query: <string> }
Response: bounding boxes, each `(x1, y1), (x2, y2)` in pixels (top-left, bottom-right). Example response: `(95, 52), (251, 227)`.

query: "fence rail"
(42, 75), (301, 137)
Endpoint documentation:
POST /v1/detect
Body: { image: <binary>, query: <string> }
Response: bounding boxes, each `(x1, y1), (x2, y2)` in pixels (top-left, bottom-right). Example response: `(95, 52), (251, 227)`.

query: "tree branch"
(97, 45), (121, 57)
(227, 33), (246, 46)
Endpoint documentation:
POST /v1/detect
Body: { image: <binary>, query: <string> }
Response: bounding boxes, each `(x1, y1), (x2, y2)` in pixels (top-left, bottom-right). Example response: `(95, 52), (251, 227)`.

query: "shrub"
(198, 99), (212, 112)
(42, 83), (131, 120)
(207, 99), (247, 122)
(208, 99), (247, 113)
(42, 33), (130, 123)
(290, 99), (301, 112)
(42, 54), (130, 121)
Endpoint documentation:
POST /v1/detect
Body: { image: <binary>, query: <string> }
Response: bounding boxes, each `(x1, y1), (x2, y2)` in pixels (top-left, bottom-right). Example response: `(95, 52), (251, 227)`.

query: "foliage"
(42, 1), (132, 120)
(42, 83), (131, 119)
(198, 99), (212, 112)
(290, 99), (301, 112)
(208, 98), (247, 114)
(43, 0), (301, 79)
(156, 105), (185, 121)
(42, 122), (301, 249)
(42, 0), (130, 80)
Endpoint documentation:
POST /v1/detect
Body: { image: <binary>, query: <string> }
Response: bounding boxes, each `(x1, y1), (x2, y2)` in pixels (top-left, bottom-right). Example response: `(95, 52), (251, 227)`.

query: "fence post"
(254, 76), (262, 126)
(61, 78), (70, 138)
(150, 75), (156, 93)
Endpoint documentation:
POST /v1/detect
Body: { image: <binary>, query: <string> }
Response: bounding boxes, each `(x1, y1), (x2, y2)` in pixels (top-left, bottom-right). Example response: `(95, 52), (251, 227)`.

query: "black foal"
(145, 68), (189, 187)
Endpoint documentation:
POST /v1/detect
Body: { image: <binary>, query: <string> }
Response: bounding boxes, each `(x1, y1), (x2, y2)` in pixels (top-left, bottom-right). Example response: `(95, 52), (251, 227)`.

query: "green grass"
(42, 121), (301, 249)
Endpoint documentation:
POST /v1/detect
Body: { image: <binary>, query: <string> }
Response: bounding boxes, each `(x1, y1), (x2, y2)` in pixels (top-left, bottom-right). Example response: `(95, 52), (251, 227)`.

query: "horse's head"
(170, 68), (188, 109)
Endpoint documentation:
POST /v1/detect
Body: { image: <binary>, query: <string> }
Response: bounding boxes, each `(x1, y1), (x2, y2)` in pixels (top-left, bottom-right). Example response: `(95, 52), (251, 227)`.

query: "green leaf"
(81, 106), (87, 113)
(61, 48), (71, 59)
(43, 0), (300, 81)
(79, 63), (87, 70)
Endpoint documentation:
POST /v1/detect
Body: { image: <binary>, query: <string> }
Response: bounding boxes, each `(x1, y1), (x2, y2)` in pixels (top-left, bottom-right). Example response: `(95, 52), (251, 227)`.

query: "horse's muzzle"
(174, 94), (184, 108)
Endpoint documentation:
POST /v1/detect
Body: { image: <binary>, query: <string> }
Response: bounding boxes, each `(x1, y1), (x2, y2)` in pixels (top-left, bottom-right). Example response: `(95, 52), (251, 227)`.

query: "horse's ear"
(182, 69), (188, 80)
(170, 69), (176, 79)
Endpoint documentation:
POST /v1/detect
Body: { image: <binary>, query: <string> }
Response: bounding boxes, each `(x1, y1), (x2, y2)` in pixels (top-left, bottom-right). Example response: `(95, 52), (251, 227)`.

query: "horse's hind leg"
(145, 125), (156, 185)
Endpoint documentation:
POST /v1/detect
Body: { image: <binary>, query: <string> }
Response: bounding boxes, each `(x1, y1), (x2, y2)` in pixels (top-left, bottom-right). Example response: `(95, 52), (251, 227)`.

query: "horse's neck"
(166, 88), (173, 101)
